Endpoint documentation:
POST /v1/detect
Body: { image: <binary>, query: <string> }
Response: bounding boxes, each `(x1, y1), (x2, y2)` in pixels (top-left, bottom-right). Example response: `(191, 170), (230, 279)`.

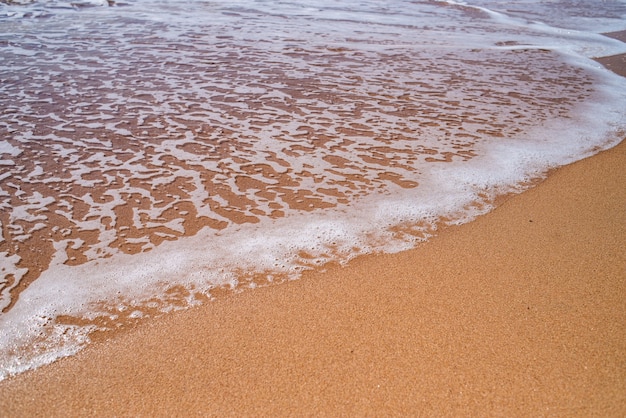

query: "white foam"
(0, 140), (21, 156)
(0, 252), (28, 312)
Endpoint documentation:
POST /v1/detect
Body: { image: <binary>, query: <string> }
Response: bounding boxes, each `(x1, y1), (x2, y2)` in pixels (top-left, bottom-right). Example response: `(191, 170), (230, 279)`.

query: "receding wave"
(1, 0), (625, 380)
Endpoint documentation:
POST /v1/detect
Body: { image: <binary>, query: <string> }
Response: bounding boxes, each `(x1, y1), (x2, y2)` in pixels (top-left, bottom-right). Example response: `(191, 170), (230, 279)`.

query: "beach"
(1, 100), (625, 416)
(1, 1), (626, 415)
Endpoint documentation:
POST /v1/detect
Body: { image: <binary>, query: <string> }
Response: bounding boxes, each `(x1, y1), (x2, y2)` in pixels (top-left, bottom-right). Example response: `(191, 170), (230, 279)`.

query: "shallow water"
(1, 0), (625, 380)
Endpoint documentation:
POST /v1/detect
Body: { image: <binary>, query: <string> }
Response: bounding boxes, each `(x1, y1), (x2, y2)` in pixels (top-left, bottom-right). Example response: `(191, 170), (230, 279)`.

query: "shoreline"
(1, 39), (626, 418)
(1, 142), (625, 415)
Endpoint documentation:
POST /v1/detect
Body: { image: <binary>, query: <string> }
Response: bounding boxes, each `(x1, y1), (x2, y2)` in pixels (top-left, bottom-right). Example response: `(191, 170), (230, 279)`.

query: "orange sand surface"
(0, 134), (625, 415)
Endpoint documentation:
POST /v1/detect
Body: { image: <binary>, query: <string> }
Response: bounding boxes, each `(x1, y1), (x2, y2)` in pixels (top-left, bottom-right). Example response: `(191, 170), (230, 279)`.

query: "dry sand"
(1, 57), (626, 417)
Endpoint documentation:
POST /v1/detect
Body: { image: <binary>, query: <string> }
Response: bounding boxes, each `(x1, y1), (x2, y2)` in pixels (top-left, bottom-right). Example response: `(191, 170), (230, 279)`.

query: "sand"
(0, 141), (624, 416)
(1, 55), (626, 417)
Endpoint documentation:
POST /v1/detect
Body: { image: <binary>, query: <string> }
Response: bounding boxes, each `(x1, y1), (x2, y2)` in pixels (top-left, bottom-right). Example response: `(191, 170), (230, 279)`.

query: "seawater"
(1, 0), (625, 380)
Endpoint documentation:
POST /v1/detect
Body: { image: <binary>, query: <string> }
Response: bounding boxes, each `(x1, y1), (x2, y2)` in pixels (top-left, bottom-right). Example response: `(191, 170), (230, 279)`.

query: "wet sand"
(598, 31), (626, 78)
(1, 59), (626, 417)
